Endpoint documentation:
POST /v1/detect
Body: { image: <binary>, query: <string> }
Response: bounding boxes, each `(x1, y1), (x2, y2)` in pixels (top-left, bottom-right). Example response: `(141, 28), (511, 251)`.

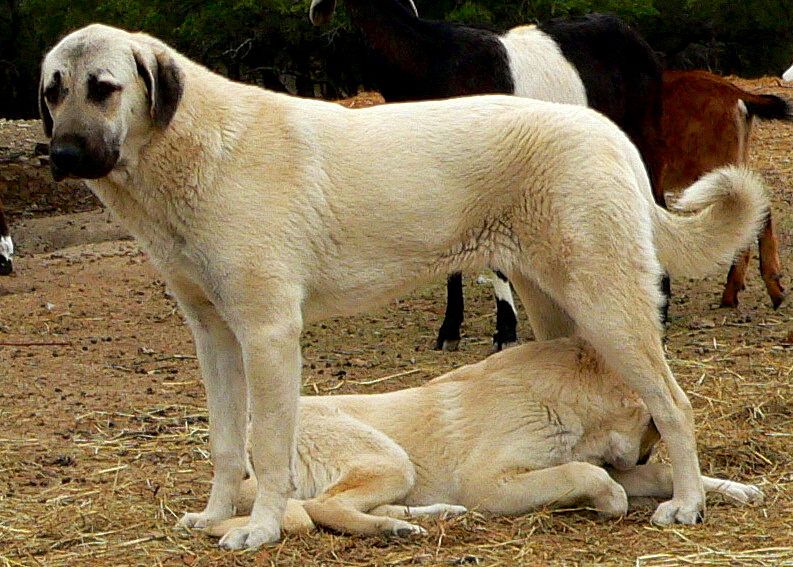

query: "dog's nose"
(49, 139), (85, 181)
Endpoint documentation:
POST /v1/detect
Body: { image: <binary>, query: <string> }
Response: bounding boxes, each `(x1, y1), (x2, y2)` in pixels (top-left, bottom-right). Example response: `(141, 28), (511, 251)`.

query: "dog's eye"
(44, 84), (60, 105)
(44, 72), (63, 105)
(88, 78), (122, 103)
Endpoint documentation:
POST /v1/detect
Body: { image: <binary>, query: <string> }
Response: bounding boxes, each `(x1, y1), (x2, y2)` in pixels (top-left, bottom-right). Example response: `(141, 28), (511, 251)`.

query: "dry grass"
(1, 79), (793, 566)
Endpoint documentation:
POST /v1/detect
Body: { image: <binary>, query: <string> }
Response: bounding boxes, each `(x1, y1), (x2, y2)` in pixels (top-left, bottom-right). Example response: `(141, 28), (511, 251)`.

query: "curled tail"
(654, 165), (768, 279)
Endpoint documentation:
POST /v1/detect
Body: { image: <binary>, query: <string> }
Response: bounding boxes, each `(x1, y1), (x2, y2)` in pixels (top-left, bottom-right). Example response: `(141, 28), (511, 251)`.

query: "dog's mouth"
(51, 156), (117, 181)
(49, 137), (119, 181)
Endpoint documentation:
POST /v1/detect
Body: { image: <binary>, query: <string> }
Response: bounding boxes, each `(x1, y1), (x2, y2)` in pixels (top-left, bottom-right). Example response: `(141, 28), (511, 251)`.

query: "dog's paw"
(218, 521), (281, 550)
(179, 512), (223, 531)
(408, 503), (468, 518)
(439, 504), (468, 518)
(594, 482), (629, 518)
(388, 520), (427, 538)
(716, 481), (764, 506)
(651, 499), (705, 525)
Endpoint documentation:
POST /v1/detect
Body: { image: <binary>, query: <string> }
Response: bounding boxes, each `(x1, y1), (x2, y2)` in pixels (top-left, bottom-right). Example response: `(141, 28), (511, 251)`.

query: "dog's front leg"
(217, 314), (302, 550)
(169, 281), (248, 531)
(461, 461), (629, 517)
(609, 463), (764, 506)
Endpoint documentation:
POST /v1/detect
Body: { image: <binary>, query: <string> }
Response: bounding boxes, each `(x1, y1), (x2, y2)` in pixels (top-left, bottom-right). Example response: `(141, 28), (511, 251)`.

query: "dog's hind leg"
(554, 263), (705, 525)
(509, 239), (705, 524)
(170, 277), (248, 532)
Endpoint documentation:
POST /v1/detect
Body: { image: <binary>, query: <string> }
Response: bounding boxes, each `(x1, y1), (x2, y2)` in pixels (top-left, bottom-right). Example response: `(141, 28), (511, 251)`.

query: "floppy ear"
(133, 46), (184, 130)
(39, 78), (53, 137)
(309, 0), (337, 25)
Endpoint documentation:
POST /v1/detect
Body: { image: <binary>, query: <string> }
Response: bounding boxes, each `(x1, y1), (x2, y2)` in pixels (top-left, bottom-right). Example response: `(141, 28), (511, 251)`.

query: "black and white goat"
(0, 199), (12, 275)
(310, 0), (664, 351)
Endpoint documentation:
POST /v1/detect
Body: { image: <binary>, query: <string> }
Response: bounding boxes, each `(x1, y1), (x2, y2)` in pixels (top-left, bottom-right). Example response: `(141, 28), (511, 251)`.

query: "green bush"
(2, 0), (792, 118)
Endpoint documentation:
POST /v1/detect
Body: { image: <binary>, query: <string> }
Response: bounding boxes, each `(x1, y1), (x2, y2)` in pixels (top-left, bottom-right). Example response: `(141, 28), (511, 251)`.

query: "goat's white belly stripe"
(499, 26), (588, 106)
(0, 235), (12, 259)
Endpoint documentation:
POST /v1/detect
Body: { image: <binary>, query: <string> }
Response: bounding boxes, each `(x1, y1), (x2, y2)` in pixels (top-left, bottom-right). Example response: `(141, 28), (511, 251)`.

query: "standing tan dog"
(208, 337), (763, 538)
(40, 24), (767, 550)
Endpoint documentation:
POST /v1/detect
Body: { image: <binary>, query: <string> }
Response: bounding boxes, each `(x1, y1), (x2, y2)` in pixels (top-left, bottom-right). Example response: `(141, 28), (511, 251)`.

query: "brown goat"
(657, 70), (792, 308)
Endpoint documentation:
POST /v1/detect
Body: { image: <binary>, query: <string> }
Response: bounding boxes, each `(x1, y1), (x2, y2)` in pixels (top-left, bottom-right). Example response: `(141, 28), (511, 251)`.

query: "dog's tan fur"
(207, 337), (763, 538)
(40, 24), (767, 549)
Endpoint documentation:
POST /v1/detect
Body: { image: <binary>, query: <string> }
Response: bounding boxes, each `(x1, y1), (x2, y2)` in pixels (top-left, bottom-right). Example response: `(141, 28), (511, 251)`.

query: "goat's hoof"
(434, 338), (460, 351)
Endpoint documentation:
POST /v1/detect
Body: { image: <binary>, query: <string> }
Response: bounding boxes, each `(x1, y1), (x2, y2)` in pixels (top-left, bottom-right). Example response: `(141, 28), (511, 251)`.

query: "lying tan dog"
(208, 337), (763, 538)
(40, 24), (767, 549)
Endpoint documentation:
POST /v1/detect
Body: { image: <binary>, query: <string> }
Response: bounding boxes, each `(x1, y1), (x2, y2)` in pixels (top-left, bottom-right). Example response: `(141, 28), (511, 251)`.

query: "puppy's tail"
(653, 165), (768, 279)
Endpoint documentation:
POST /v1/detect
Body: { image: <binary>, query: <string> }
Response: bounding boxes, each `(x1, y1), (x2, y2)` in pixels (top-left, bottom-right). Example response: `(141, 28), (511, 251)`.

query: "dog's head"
(604, 403), (659, 471)
(39, 24), (184, 181)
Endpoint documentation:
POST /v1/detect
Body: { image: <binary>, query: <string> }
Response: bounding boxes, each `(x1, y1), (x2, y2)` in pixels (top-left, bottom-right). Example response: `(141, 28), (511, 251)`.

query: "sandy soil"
(0, 81), (792, 566)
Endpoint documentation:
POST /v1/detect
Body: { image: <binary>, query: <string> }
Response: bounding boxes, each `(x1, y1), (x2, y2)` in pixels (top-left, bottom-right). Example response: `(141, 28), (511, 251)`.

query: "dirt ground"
(1, 80), (793, 567)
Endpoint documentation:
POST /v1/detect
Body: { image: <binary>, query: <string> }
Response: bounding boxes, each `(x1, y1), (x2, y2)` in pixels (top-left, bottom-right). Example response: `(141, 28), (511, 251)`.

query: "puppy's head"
(39, 23), (183, 181)
(605, 401), (659, 471)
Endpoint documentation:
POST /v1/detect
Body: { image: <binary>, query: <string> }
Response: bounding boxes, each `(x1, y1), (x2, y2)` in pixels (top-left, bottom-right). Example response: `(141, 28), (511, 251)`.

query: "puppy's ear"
(309, 0), (337, 25)
(134, 46), (184, 130)
(39, 77), (53, 137)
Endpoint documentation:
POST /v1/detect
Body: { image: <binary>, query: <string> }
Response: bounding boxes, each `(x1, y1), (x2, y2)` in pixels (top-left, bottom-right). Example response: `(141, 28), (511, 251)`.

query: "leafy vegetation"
(2, 0), (792, 118)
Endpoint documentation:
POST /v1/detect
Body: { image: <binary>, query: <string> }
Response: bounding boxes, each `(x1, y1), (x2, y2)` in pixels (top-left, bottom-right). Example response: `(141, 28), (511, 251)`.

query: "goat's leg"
(435, 272), (464, 351)
(492, 270), (518, 350)
(720, 249), (750, 307)
(757, 213), (785, 308)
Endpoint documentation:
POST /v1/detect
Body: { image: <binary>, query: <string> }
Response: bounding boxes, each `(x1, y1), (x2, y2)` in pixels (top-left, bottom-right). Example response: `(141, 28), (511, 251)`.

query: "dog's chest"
(88, 177), (207, 272)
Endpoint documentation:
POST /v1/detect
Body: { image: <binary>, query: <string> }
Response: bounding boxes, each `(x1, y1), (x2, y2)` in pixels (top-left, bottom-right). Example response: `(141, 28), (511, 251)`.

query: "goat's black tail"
(744, 93), (793, 121)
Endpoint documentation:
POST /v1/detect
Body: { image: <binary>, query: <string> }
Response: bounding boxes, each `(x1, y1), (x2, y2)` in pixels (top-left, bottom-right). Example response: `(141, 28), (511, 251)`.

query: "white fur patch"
(499, 26), (588, 105)
(0, 235), (12, 260)
(783, 63), (793, 82)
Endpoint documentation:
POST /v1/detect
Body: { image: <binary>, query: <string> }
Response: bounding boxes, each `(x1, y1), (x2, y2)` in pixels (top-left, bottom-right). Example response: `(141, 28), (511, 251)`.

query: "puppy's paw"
(715, 481), (764, 506)
(404, 503), (467, 518)
(594, 482), (629, 518)
(388, 520), (427, 538)
(651, 499), (705, 525)
(439, 504), (468, 518)
(218, 521), (281, 550)
(179, 511), (225, 531)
